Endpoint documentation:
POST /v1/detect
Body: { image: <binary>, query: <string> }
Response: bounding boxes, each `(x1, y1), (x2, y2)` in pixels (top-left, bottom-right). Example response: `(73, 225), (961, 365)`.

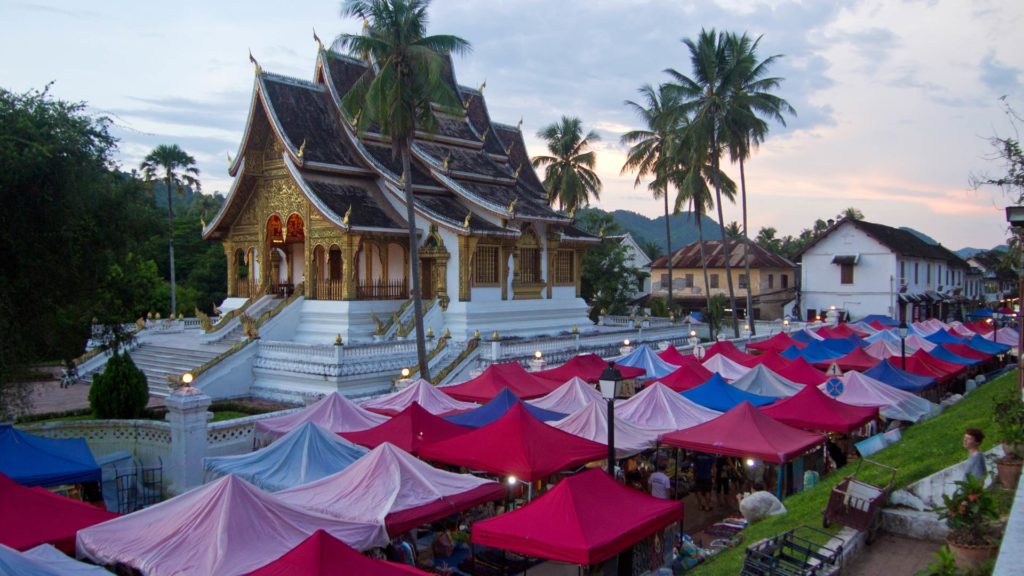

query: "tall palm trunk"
(740, 156), (754, 334)
(711, 134), (739, 337)
(663, 187), (674, 317)
(401, 144), (430, 380)
(165, 171), (177, 316)
(696, 214), (712, 335)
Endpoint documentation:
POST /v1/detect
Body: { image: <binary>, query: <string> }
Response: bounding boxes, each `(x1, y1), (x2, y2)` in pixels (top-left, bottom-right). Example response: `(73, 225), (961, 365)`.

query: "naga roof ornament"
(248, 50), (261, 75)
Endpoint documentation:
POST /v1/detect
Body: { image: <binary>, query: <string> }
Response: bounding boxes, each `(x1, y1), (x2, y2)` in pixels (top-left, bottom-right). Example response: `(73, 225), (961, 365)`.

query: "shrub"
(648, 297), (669, 318)
(88, 351), (148, 419)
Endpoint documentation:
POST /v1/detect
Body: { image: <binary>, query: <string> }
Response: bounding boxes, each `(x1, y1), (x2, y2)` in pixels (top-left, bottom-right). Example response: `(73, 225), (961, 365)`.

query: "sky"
(2, 0), (1022, 250)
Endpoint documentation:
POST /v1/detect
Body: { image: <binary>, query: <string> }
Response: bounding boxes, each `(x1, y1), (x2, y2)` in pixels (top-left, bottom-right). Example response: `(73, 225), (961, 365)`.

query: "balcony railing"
(357, 278), (408, 300)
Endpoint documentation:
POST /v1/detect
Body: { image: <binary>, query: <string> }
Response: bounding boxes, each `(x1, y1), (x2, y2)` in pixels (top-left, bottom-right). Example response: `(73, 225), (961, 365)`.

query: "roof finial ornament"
(463, 212), (472, 228)
(463, 93), (474, 109)
(248, 50), (261, 75)
(442, 150), (451, 171)
(362, 18), (370, 31)
(513, 163), (522, 180)
(297, 138), (306, 160)
(516, 117), (523, 130)
(507, 197), (518, 216)
(478, 79), (486, 93)
(480, 127), (490, 143)
(343, 205), (352, 227)
(313, 28), (324, 52)
(227, 151), (233, 166)
(504, 144), (513, 156)
(351, 109), (361, 128)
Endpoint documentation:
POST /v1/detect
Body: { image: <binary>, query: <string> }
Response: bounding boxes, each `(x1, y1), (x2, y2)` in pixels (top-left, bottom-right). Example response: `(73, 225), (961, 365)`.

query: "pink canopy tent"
(914, 319), (948, 334)
(761, 385), (879, 433)
(533, 354), (646, 385)
(247, 530), (429, 575)
(774, 357), (829, 386)
(819, 347), (880, 372)
(418, 403), (607, 481)
(657, 346), (699, 368)
(830, 372), (937, 423)
(614, 383), (721, 432)
(737, 351), (791, 372)
(550, 401), (661, 458)
(660, 402), (825, 463)
(746, 332), (800, 354)
(255, 392), (388, 441)
(340, 403), (472, 457)
(847, 321), (879, 336)
(863, 339), (900, 360)
(359, 379), (478, 416)
(646, 364), (714, 393)
(277, 443), (504, 536)
(948, 322), (976, 338)
(472, 469), (683, 565)
(904, 334), (937, 352)
(526, 377), (603, 414)
(440, 363), (557, 403)
(76, 475), (387, 576)
(0, 473), (116, 553)
(701, 354), (751, 381)
(704, 341), (757, 363)
(996, 327), (1019, 347)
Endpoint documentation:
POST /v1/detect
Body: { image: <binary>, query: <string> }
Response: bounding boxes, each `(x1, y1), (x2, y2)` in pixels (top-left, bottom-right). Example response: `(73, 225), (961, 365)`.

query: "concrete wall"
(801, 222), (897, 319)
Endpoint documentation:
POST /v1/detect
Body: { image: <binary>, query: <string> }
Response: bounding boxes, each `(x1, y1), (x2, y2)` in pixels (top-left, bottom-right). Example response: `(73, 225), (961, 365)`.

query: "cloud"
(979, 50), (1022, 98)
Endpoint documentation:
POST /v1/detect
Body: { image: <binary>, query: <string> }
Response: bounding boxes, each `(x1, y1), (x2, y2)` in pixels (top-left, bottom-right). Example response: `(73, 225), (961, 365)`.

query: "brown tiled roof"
(796, 218), (969, 268)
(453, 179), (561, 220)
(417, 142), (511, 179)
(461, 88), (509, 156)
(324, 52), (367, 101)
(414, 194), (514, 237)
(494, 123), (547, 194)
(361, 142), (435, 187)
(261, 75), (361, 168)
(650, 240), (796, 269)
(301, 175), (406, 232)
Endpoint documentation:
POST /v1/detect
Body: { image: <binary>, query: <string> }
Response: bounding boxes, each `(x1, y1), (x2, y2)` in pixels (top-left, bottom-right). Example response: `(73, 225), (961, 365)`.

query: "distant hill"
(900, 227), (939, 246)
(957, 245), (1008, 258)
(578, 208), (722, 254)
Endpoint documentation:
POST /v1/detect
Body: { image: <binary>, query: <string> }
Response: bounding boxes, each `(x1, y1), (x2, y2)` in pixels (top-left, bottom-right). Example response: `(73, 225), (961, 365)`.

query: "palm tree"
(532, 116), (602, 216)
(336, 0), (470, 379)
(722, 32), (795, 334)
(140, 144), (201, 317)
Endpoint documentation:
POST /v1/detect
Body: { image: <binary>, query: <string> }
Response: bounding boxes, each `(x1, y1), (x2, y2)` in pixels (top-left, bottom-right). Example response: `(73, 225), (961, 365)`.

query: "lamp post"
(598, 362), (623, 478)
(1006, 205), (1024, 398)
(898, 321), (908, 370)
(743, 323), (752, 341)
(694, 342), (707, 362)
(783, 318), (790, 333)
(687, 330), (699, 349)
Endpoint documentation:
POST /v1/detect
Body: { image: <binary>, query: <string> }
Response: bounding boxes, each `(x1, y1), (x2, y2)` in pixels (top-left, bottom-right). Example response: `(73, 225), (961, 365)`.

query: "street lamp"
(1006, 205), (1024, 398)
(180, 372), (194, 389)
(743, 323), (751, 340)
(694, 343), (707, 362)
(598, 362), (623, 477)
(898, 322), (908, 370)
(688, 330), (699, 349)
(783, 319), (790, 333)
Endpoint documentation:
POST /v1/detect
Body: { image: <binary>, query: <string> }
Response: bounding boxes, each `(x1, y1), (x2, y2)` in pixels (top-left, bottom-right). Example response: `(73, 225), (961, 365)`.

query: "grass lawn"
(693, 370), (1014, 576)
(209, 410), (249, 422)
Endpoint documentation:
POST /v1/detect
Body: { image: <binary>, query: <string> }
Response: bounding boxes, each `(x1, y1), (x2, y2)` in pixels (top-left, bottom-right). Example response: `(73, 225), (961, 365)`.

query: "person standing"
(648, 461), (671, 499)
(963, 428), (986, 481)
(693, 452), (715, 511)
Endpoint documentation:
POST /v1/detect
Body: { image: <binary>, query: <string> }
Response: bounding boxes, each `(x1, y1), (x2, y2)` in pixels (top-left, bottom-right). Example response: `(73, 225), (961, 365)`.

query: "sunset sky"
(3, 0), (1022, 250)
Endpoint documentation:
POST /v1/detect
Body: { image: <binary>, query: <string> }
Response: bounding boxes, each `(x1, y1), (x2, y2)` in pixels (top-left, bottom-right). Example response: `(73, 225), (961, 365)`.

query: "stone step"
(130, 351), (220, 368)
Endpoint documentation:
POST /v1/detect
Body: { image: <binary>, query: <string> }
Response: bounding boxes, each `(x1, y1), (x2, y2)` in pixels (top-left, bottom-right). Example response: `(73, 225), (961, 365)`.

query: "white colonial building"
(607, 233), (652, 299)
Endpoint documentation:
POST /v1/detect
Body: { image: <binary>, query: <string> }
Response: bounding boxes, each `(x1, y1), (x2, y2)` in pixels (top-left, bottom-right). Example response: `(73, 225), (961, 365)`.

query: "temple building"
(203, 45), (598, 343)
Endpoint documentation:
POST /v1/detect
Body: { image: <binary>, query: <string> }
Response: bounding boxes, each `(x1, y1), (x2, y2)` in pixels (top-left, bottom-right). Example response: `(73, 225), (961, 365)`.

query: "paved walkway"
(24, 368), (164, 416)
(846, 534), (939, 576)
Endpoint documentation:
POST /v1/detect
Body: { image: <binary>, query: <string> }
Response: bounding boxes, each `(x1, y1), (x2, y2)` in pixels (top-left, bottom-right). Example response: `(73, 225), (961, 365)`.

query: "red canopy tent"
(816, 323), (868, 339)
(747, 332), (801, 354)
(0, 473), (117, 553)
(942, 343), (992, 362)
(340, 403), (472, 457)
(418, 403), (607, 481)
(738, 351), (792, 372)
(818, 347), (880, 373)
(441, 363), (557, 403)
(761, 385), (879, 433)
(660, 402), (824, 463)
(657, 346), (698, 367)
(965, 320), (993, 335)
(645, 364), (713, 392)
(774, 357), (829, 386)
(909, 350), (965, 381)
(533, 354), (645, 385)
(704, 341), (756, 363)
(471, 469), (683, 565)
(247, 530), (429, 575)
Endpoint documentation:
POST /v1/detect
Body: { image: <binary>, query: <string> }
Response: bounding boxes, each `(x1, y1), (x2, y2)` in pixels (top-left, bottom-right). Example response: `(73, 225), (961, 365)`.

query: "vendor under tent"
(703, 341), (757, 364)
(658, 346), (703, 368)
(532, 354), (645, 385)
(76, 475), (387, 576)
(254, 392), (388, 441)
(821, 347), (880, 372)
(728, 365), (804, 398)
(277, 443), (504, 536)
(682, 374), (777, 412)
(659, 402), (825, 464)
(863, 359), (936, 393)
(341, 404), (471, 457)
(359, 379), (478, 416)
(440, 362), (557, 403)
(444, 388), (566, 428)
(0, 425), (100, 488)
(831, 372), (938, 423)
(247, 530), (429, 576)
(0, 473), (116, 553)
(647, 364), (714, 393)
(701, 354), (751, 381)
(526, 377), (603, 414)
(420, 403), (607, 482)
(471, 468), (683, 566)
(613, 383), (722, 432)
(0, 543), (112, 576)
(746, 332), (801, 354)
(761, 385), (879, 434)
(774, 357), (829, 387)
(613, 345), (679, 379)
(551, 401), (661, 458)
(967, 335), (1012, 355)
(737, 350), (792, 372)
(203, 422), (368, 492)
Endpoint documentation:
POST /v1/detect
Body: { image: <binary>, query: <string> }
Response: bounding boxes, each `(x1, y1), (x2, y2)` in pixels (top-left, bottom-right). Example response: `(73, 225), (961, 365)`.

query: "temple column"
(546, 238), (561, 300)
(458, 236), (480, 302)
(575, 248), (584, 298)
(341, 233), (362, 300)
(500, 244), (510, 301)
(223, 241), (236, 297)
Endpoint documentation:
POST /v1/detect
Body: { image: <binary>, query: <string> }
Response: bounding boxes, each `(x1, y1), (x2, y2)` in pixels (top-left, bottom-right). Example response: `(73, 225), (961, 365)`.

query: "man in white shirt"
(649, 461), (671, 499)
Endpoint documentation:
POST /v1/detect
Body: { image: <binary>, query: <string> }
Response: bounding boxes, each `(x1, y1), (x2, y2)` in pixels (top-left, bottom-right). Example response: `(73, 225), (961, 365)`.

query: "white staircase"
(129, 344), (225, 397)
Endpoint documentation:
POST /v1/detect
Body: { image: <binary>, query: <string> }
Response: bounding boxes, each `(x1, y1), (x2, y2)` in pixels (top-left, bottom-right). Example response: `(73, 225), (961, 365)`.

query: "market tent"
(773, 357), (829, 387)
(647, 364), (713, 393)
(847, 321), (879, 336)
(704, 341), (757, 364)
(440, 362), (557, 403)
(909, 350), (966, 379)
(660, 402), (825, 463)
(359, 379), (478, 416)
(0, 425), (100, 488)
(829, 372), (937, 423)
(682, 374), (777, 412)
(995, 327), (1019, 347)
(780, 341), (843, 364)
(277, 443), (504, 536)
(915, 319), (949, 334)
(790, 328), (825, 345)
(947, 322), (977, 338)
(762, 385), (879, 433)
(533, 354), (645, 385)
(341, 404), (471, 457)
(419, 403), (607, 482)
(737, 351), (792, 372)
(965, 319), (993, 333)
(861, 314), (899, 327)
(863, 360), (936, 392)
(904, 334), (937, 352)
(254, 393), (388, 441)
(614, 383), (722, 432)
(77, 475), (386, 576)
(444, 388), (566, 428)
(701, 354), (751, 381)
(471, 468), (683, 566)
(924, 329), (964, 345)
(823, 335), (867, 354)
(550, 401), (661, 458)
(0, 543), (112, 576)
(823, 347), (880, 372)
(816, 323), (868, 339)
(863, 339), (900, 360)
(247, 530), (429, 576)
(0, 473), (116, 553)
(613, 345), (679, 379)
(966, 308), (994, 319)
(747, 332), (800, 354)
(927, 346), (981, 366)
(658, 346), (703, 368)
(865, 329), (901, 345)
(967, 335), (1012, 355)
(526, 377), (604, 414)
(203, 422), (368, 492)
(728, 365), (804, 398)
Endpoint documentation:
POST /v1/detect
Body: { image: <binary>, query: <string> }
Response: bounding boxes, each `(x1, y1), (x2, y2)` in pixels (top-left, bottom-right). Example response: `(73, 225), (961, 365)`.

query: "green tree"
(838, 206), (864, 220)
(641, 239), (664, 261)
(532, 116), (602, 216)
(140, 144), (201, 317)
(755, 226), (782, 255)
(336, 0), (470, 379)
(970, 99), (1024, 204)
(724, 220), (743, 240)
(576, 213), (634, 322)
(88, 351), (149, 419)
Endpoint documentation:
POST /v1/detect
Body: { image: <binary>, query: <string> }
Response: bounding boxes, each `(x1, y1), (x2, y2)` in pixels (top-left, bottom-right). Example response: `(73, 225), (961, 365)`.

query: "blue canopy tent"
(866, 329), (901, 345)
(863, 360), (936, 392)
(682, 374), (777, 412)
(445, 388), (566, 428)
(821, 335), (867, 354)
(924, 330), (963, 345)
(789, 330), (820, 346)
(861, 314), (899, 327)
(927, 346), (980, 367)
(781, 341), (844, 364)
(0, 425), (100, 487)
(614, 345), (679, 379)
(202, 422), (368, 492)
(967, 335), (1012, 355)
(966, 308), (994, 319)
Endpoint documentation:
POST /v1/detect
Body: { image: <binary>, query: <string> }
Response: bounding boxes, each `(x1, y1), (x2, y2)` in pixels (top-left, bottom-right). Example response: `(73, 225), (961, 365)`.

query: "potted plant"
(938, 475), (1001, 571)
(993, 392), (1024, 489)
